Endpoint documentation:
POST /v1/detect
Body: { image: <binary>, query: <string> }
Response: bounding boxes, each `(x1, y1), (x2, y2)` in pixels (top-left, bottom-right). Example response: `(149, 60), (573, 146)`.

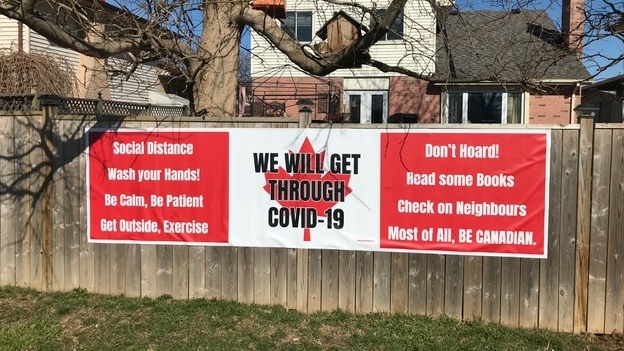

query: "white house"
(249, 0), (591, 125)
(0, 14), (186, 106)
(249, 0), (439, 123)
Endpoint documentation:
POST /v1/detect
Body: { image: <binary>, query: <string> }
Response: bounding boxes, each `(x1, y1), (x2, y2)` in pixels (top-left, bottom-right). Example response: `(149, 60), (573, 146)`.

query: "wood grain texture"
(539, 129), (562, 331)
(559, 129), (579, 332)
(338, 250), (356, 312)
(574, 117), (594, 333)
(586, 129), (611, 333)
(444, 255), (463, 319)
(373, 252), (391, 313)
(605, 130), (624, 334)
(0, 116), (16, 286)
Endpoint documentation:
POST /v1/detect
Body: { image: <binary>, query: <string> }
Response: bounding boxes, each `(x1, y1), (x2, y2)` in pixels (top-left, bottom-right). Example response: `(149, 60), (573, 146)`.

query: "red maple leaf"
(263, 137), (352, 241)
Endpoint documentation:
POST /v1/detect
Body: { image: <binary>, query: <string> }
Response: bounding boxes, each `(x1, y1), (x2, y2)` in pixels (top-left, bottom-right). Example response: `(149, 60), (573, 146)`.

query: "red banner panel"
(380, 131), (548, 257)
(87, 130), (229, 244)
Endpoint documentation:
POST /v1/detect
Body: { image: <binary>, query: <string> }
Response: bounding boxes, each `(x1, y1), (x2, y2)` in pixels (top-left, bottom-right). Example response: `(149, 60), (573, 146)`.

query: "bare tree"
(0, 0), (416, 116)
(0, 0), (621, 116)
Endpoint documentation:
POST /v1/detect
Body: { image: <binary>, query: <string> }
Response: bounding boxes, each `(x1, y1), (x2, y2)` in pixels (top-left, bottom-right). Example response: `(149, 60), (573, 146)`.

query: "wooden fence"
(0, 107), (622, 334)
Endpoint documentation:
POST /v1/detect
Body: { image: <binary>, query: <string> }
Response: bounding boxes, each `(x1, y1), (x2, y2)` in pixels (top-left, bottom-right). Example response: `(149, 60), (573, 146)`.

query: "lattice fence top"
(0, 94), (188, 117)
(0, 94), (37, 112)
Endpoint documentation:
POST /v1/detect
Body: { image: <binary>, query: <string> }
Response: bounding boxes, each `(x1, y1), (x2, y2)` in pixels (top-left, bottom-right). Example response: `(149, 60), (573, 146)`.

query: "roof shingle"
(433, 10), (591, 83)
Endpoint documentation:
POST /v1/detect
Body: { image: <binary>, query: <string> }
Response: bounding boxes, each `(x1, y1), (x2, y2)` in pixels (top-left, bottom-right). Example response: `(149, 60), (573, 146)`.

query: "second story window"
(371, 9), (404, 40)
(281, 11), (313, 42)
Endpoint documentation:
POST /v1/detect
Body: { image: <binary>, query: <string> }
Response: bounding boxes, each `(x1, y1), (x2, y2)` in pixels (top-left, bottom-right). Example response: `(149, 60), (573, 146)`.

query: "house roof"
(582, 74), (624, 92)
(433, 9), (591, 84)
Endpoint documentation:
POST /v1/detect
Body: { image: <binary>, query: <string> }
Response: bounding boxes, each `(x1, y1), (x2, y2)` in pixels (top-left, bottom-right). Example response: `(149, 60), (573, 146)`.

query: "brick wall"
(389, 76), (440, 123)
(528, 87), (576, 124)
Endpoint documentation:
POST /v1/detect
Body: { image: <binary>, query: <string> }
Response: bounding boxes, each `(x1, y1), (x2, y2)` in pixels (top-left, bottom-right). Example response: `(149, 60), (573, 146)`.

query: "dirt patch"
(592, 331), (624, 351)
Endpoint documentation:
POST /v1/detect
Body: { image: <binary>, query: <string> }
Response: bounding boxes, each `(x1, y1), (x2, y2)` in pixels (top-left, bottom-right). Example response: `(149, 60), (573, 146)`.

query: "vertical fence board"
(408, 253), (428, 315)
(391, 253), (408, 314)
(463, 256), (482, 320)
(482, 257), (501, 323)
(321, 249), (339, 311)
(188, 246), (206, 298)
(338, 250), (356, 312)
(254, 247), (271, 305)
(559, 129), (579, 332)
(296, 249), (309, 312)
(140, 245), (157, 297)
(307, 249), (322, 312)
(271, 248), (287, 306)
(427, 255), (445, 317)
(79, 119), (94, 292)
(356, 251), (373, 313)
(238, 247), (253, 304)
(574, 117), (594, 333)
(109, 244), (126, 295)
(605, 129), (624, 334)
(587, 129), (612, 333)
(518, 258), (540, 328)
(373, 252), (391, 313)
(173, 246), (189, 299)
(52, 120), (65, 291)
(539, 129), (562, 330)
(444, 256), (463, 319)
(14, 116), (30, 288)
(0, 117), (16, 286)
(94, 243), (110, 294)
(500, 258), (520, 327)
(156, 242), (173, 297)
(125, 244), (141, 297)
(221, 247), (238, 301)
(30, 114), (44, 291)
(286, 248), (297, 309)
(62, 119), (81, 291)
(205, 246), (222, 299)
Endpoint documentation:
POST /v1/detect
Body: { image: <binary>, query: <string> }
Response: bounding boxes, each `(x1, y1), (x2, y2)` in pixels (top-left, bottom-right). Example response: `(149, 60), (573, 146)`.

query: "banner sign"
(87, 128), (550, 258)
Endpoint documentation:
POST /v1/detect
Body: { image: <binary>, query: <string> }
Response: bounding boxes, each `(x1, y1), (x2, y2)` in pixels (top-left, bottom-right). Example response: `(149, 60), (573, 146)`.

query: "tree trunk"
(193, 2), (243, 117)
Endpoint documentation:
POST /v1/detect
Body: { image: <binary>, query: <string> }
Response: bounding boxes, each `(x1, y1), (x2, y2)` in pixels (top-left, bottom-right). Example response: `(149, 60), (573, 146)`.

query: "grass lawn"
(0, 286), (621, 351)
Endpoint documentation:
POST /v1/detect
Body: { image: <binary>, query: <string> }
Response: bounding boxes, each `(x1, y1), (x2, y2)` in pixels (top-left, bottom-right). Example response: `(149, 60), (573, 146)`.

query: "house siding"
(0, 16), (20, 51)
(250, 0), (436, 78)
(107, 57), (162, 104)
(28, 29), (80, 74)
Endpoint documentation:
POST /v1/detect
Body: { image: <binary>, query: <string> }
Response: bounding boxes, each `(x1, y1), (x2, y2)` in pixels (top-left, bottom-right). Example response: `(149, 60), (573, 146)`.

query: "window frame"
(443, 89), (525, 124)
(281, 11), (313, 42)
(370, 9), (404, 41)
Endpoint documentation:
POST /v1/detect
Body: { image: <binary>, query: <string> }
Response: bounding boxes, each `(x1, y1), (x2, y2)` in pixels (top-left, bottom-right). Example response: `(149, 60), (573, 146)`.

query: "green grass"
(0, 286), (620, 351)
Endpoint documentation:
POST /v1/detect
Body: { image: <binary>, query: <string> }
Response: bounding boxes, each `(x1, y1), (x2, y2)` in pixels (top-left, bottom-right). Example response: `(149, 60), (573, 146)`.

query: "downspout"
(18, 22), (23, 53)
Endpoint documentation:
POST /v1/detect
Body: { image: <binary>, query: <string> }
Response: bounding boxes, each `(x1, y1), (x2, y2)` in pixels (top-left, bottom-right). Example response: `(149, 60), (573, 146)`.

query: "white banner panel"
(229, 128), (380, 251)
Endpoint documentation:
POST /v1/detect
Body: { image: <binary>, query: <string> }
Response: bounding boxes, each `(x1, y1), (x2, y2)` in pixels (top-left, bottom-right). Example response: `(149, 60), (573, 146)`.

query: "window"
(370, 9), (404, 40)
(445, 91), (524, 124)
(281, 11), (313, 42)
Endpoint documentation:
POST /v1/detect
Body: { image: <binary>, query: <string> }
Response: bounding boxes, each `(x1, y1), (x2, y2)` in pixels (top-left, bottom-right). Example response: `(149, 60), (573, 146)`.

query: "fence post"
(96, 92), (103, 116)
(574, 113), (595, 333)
(30, 86), (40, 111)
(38, 94), (61, 291)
